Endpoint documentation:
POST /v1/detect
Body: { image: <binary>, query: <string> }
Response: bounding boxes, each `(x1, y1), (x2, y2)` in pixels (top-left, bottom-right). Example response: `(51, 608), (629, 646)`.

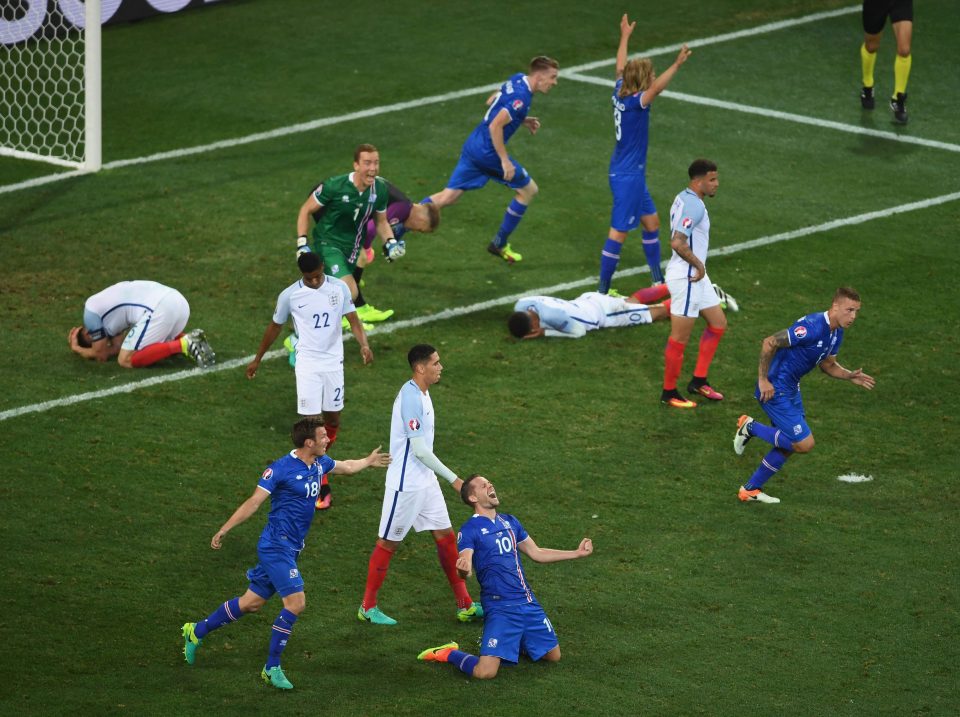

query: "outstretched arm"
(640, 45), (691, 106)
(819, 355), (876, 389)
(518, 535), (593, 564)
(210, 487), (270, 549)
(330, 445), (391, 475)
(615, 13), (636, 78)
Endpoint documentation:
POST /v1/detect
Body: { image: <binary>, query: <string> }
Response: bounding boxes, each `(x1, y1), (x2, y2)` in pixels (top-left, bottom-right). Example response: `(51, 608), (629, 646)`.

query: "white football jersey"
(83, 280), (177, 341)
(385, 380), (437, 492)
(666, 188), (711, 281)
(273, 275), (354, 371)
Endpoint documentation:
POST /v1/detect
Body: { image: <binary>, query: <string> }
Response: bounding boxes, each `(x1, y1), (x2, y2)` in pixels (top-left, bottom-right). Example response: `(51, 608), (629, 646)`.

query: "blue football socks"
(194, 597), (242, 639)
(265, 608), (299, 669)
(447, 649), (479, 676)
(641, 230), (663, 283)
(599, 238), (623, 293)
(744, 449), (789, 490)
(493, 199), (527, 249)
(750, 421), (795, 450)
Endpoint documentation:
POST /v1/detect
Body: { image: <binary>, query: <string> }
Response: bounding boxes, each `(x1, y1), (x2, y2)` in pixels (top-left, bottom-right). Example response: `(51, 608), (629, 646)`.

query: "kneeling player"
(417, 475), (593, 680)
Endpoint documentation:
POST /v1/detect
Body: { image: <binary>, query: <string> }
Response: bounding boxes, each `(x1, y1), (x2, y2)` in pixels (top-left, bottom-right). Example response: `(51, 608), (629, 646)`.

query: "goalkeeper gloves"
(296, 235), (311, 256)
(382, 238), (406, 262)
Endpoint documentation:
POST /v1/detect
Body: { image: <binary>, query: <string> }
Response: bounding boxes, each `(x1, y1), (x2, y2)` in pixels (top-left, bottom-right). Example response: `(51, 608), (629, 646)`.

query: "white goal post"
(0, 0), (102, 172)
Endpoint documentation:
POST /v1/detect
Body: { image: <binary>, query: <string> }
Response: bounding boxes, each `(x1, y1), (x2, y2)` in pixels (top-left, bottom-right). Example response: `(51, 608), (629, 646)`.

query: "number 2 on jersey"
(313, 313), (330, 329)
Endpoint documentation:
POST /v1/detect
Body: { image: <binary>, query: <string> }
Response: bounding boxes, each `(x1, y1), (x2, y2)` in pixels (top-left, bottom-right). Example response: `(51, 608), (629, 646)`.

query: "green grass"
(2, 1), (959, 715)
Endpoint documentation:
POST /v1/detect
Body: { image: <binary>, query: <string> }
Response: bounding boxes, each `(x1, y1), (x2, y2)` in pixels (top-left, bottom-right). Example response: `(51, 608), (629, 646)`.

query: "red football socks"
(663, 338), (686, 391)
(435, 533), (472, 609)
(130, 338), (183, 367)
(694, 326), (726, 379)
(631, 284), (670, 304)
(361, 543), (395, 610)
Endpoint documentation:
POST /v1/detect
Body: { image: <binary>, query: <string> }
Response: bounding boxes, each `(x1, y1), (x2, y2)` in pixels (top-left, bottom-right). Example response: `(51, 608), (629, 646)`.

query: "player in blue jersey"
(180, 417), (390, 689)
(417, 475), (593, 680)
(733, 287), (875, 504)
(424, 56), (560, 264)
(599, 14), (691, 293)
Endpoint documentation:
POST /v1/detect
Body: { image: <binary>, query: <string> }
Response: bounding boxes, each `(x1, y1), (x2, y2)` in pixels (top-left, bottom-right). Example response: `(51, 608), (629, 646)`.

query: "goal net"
(0, 0), (101, 171)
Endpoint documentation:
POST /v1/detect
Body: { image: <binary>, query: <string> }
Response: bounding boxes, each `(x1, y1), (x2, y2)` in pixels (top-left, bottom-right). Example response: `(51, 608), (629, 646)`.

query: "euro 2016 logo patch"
(408, 418), (421, 431)
(512, 99), (524, 111)
(794, 326), (808, 339)
(261, 468), (273, 481)
(681, 217), (693, 229)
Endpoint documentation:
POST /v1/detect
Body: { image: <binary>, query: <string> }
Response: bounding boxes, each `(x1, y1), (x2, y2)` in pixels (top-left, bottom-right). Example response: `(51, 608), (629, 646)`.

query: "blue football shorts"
(479, 602), (559, 663)
(446, 149), (531, 191)
(246, 547), (305, 599)
(608, 174), (656, 232)
(755, 387), (811, 443)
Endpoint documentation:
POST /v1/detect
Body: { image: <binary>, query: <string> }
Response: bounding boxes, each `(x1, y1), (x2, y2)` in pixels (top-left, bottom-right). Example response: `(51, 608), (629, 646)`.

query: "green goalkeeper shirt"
(310, 173), (388, 263)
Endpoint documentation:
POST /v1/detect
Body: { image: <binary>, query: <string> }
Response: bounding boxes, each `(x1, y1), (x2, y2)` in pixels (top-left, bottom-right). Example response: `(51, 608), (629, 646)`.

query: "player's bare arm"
(345, 312), (373, 364)
(615, 13), (636, 78)
(488, 109), (515, 181)
(297, 194), (322, 237)
(758, 329), (791, 401)
(456, 549), (474, 579)
(375, 211), (397, 246)
(819, 355), (876, 389)
(670, 230), (705, 282)
(517, 535), (594, 563)
(210, 487), (270, 550)
(331, 445), (391, 475)
(246, 321), (284, 379)
(68, 327), (112, 362)
(642, 45), (691, 106)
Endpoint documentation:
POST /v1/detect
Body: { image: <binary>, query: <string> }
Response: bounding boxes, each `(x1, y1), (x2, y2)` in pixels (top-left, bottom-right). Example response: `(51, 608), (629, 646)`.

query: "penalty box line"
(2, 187), (958, 423)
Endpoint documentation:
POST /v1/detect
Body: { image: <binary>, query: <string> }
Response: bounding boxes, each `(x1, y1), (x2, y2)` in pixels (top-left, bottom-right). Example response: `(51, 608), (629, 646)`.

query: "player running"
(733, 287), (876, 504)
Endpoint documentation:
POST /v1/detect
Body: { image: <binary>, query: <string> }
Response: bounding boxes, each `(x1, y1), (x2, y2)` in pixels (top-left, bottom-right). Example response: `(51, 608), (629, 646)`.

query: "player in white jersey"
(357, 344), (481, 626)
(508, 288), (670, 339)
(68, 280), (214, 368)
(661, 159), (730, 408)
(247, 253), (371, 508)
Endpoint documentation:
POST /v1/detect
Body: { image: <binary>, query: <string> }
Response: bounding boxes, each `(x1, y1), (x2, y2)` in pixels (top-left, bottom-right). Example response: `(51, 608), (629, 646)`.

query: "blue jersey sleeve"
(257, 462), (280, 494)
(399, 383), (426, 438)
(830, 329), (844, 356)
(457, 520), (477, 552)
(786, 317), (820, 348)
(319, 454), (336, 474)
(509, 515), (529, 545)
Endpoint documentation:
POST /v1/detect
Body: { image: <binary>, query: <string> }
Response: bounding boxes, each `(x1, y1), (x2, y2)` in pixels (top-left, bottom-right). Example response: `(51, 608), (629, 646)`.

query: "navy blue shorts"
(755, 388), (811, 443)
(479, 602), (558, 663)
(446, 150), (531, 191)
(609, 174), (656, 231)
(246, 547), (305, 599)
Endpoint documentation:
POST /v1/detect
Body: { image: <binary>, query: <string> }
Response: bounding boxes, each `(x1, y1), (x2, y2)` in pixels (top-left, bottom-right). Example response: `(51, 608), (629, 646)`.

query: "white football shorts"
(667, 272), (720, 318)
(378, 479), (452, 541)
(295, 365), (345, 415)
(120, 290), (190, 351)
(590, 293), (655, 329)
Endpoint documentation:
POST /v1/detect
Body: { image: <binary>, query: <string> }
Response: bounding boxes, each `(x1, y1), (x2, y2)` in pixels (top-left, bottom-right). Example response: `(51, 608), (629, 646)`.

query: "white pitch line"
(3, 188), (958, 423)
(564, 71), (960, 154)
(0, 5), (860, 197)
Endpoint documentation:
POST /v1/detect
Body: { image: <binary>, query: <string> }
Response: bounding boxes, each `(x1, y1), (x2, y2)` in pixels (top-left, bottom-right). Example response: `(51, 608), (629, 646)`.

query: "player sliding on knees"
(417, 475), (593, 680)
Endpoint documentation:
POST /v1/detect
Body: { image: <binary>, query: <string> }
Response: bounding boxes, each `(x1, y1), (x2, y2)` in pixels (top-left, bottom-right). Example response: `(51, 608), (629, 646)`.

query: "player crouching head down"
(507, 310), (536, 339)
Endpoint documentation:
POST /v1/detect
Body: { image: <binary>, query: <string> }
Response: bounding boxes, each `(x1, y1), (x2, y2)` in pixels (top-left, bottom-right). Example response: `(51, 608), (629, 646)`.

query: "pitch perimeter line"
(3, 188), (958, 423)
(565, 71), (960, 154)
(0, 5), (859, 197)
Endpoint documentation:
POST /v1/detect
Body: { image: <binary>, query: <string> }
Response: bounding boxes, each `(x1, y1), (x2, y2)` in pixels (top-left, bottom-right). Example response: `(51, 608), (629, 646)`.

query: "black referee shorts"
(862, 0), (914, 35)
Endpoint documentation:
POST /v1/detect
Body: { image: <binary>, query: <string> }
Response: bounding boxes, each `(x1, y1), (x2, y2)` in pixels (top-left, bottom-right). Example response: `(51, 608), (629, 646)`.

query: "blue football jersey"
(462, 73), (532, 160)
(767, 312), (844, 395)
(256, 451), (336, 552)
(458, 513), (539, 608)
(609, 78), (651, 175)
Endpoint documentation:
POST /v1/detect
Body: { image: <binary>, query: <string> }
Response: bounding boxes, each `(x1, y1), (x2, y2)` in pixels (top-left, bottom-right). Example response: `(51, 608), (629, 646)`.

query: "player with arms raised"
(417, 475), (593, 680)
(733, 287), (876, 504)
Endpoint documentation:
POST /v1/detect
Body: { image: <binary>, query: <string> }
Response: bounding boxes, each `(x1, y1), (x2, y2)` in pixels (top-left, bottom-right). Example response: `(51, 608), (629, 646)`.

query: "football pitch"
(1, 1), (958, 714)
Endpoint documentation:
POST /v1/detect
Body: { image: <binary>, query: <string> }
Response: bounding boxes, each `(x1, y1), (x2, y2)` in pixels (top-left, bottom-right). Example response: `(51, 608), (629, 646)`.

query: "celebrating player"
(296, 144), (404, 306)
(733, 287), (876, 504)
(661, 158), (731, 408)
(599, 14), (691, 292)
(357, 344), (481, 625)
(247, 252), (371, 509)
(508, 284), (671, 339)
(417, 475), (593, 680)
(423, 56), (560, 264)
(68, 279), (214, 369)
(181, 418), (390, 690)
